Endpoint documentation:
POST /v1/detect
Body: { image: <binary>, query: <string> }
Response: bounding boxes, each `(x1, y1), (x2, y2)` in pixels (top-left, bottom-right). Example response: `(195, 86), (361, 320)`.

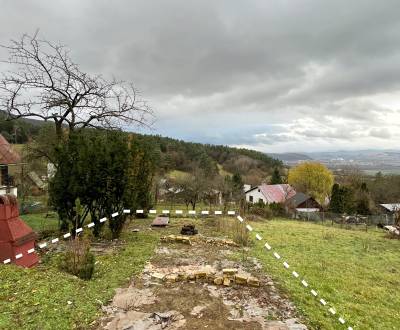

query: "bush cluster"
(59, 237), (95, 280)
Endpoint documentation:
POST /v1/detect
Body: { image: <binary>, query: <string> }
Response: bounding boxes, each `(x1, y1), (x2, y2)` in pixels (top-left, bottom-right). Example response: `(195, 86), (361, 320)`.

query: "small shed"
(286, 192), (322, 212)
(379, 203), (400, 214)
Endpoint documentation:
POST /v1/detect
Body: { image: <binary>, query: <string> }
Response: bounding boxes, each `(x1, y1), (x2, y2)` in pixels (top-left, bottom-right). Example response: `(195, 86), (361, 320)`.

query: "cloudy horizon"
(1, 0), (400, 153)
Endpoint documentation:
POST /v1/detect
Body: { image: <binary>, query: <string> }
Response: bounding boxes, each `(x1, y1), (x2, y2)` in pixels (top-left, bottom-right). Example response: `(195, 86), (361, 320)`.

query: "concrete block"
(165, 274), (178, 282)
(195, 271), (207, 279)
(151, 272), (165, 281)
(223, 268), (238, 275)
(223, 277), (231, 286)
(234, 274), (248, 285)
(247, 277), (260, 287)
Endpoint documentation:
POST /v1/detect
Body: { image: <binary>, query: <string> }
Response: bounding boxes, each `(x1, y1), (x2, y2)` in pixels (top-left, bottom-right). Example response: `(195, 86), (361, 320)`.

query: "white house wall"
(245, 189), (267, 204)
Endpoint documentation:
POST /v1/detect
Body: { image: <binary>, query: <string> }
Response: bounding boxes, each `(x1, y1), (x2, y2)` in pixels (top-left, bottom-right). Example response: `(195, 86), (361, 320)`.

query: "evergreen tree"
(49, 130), (156, 238)
(270, 168), (282, 184)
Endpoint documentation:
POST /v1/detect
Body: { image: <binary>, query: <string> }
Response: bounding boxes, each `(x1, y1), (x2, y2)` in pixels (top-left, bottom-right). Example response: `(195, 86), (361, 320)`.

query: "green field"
(0, 229), (158, 330)
(250, 219), (400, 329)
(3, 213), (400, 329)
(20, 213), (59, 232)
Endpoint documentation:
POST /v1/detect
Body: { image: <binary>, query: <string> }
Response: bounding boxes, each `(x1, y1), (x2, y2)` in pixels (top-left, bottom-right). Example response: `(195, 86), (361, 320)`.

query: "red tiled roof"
(259, 184), (296, 203)
(0, 134), (21, 165)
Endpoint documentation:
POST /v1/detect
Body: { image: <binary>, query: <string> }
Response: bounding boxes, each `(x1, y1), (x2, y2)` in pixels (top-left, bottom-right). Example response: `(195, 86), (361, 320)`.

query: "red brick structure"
(0, 194), (39, 267)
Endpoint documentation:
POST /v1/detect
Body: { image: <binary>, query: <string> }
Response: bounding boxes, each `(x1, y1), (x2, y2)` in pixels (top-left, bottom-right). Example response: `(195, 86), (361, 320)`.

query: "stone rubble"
(100, 227), (308, 330)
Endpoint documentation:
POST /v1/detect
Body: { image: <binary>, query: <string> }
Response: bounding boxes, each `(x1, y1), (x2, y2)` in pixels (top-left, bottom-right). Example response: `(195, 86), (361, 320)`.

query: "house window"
(249, 195), (253, 202)
(259, 198), (264, 204)
(258, 189), (260, 192)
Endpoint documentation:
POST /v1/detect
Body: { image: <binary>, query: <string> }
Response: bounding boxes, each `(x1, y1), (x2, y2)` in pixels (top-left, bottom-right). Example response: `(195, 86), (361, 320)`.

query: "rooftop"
(0, 134), (21, 165)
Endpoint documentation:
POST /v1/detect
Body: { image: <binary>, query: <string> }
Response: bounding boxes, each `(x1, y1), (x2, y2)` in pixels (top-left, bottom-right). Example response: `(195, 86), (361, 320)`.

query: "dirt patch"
(98, 220), (307, 330)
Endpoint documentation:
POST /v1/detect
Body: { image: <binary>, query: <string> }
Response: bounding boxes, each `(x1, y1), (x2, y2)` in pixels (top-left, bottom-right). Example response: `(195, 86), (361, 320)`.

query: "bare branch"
(0, 33), (154, 138)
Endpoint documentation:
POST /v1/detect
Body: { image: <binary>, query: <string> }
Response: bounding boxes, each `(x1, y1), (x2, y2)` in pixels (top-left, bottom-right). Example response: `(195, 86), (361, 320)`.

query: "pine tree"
(270, 168), (282, 184)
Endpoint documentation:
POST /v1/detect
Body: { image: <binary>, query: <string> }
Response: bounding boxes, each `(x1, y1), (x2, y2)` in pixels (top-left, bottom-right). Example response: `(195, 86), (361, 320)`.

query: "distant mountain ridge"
(267, 152), (312, 162)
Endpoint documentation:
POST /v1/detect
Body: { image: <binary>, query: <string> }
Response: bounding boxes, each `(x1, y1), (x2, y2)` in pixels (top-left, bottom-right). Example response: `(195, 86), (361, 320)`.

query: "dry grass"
(215, 217), (250, 246)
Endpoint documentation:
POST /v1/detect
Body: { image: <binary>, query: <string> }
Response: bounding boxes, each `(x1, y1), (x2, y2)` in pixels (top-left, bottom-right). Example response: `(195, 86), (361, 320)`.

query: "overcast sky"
(1, 0), (400, 153)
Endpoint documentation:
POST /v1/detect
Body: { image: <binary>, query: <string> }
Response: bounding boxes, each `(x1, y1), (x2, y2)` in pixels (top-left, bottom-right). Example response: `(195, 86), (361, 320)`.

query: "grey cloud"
(1, 0), (400, 151)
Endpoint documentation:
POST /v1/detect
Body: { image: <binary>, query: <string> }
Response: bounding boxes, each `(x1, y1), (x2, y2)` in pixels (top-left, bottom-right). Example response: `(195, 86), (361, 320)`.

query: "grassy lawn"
(250, 219), (400, 330)
(20, 213), (59, 233)
(0, 225), (158, 330)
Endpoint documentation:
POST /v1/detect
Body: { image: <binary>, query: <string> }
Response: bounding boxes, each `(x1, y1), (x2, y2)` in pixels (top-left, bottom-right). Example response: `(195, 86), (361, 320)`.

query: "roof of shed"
(380, 203), (400, 212)
(286, 192), (314, 207)
(0, 134), (21, 165)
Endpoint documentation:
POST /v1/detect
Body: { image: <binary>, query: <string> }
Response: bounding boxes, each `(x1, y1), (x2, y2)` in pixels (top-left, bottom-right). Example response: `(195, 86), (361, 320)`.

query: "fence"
(293, 211), (395, 231)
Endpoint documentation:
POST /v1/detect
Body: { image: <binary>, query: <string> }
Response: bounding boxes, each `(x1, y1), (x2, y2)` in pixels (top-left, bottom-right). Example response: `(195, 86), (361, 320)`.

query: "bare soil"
(97, 218), (307, 330)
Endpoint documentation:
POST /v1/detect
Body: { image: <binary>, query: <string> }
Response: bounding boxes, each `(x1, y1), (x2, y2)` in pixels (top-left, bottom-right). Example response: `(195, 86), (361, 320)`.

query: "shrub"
(248, 205), (273, 219)
(269, 203), (286, 217)
(59, 237), (95, 280)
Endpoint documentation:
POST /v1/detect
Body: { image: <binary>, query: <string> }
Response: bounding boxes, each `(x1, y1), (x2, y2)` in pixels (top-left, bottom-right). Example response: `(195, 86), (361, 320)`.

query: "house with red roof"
(245, 183), (296, 204)
(0, 134), (21, 196)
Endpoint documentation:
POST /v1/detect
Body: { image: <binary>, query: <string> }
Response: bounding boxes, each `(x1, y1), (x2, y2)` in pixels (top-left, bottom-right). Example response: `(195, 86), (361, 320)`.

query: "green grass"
(20, 213), (59, 232)
(250, 219), (400, 330)
(166, 169), (190, 180)
(0, 228), (158, 330)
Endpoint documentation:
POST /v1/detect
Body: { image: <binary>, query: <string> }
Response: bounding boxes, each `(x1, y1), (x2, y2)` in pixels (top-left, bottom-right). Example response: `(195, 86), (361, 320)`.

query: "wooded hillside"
(0, 113), (282, 184)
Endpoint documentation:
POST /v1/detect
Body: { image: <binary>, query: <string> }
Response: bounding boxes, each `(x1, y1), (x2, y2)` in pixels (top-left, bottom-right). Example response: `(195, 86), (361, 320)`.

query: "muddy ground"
(97, 217), (308, 330)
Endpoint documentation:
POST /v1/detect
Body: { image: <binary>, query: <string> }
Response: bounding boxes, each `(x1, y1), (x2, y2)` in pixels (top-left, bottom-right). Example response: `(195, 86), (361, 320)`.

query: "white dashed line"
(273, 252), (281, 259)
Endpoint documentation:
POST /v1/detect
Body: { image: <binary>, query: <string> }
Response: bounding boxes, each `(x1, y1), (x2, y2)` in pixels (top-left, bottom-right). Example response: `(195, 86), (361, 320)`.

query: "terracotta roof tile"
(259, 184), (296, 203)
(0, 134), (21, 165)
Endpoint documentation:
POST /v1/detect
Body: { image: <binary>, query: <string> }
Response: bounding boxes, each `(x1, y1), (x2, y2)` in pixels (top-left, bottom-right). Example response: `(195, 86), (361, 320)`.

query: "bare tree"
(0, 33), (153, 139)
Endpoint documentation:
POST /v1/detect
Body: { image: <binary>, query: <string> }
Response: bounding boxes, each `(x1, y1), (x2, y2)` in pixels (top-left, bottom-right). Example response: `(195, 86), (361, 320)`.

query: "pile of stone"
(160, 235), (192, 245)
(150, 268), (260, 288)
(202, 237), (239, 247)
(180, 224), (198, 235)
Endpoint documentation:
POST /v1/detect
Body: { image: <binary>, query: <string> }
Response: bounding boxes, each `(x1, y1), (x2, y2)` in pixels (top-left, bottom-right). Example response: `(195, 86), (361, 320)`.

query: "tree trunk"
(55, 121), (63, 141)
